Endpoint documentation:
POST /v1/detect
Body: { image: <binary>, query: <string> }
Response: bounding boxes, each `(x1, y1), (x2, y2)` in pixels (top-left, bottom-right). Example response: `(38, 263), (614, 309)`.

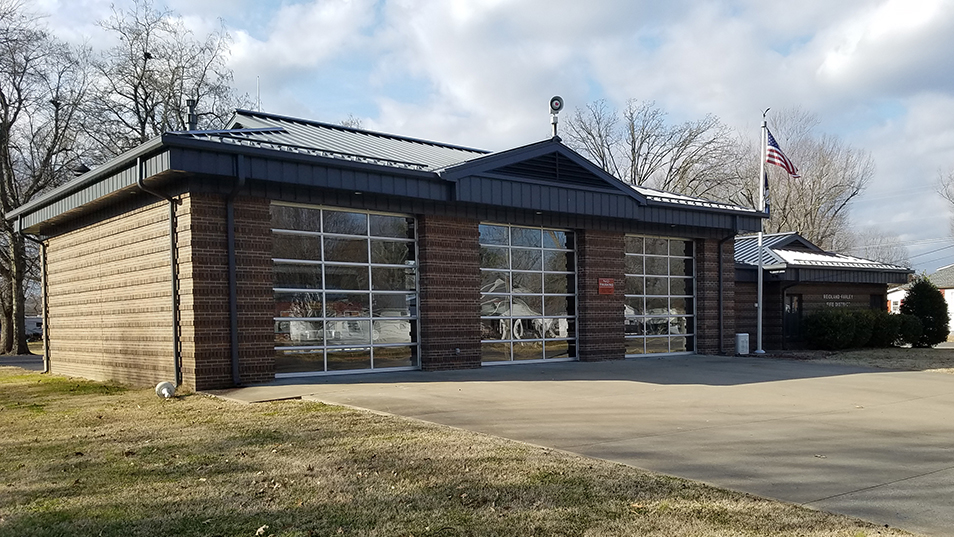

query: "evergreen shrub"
(868, 310), (901, 348)
(899, 276), (949, 347)
(802, 309), (856, 350)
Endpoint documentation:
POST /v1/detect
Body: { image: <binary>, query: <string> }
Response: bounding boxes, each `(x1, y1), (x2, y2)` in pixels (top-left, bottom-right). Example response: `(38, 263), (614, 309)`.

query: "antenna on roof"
(549, 96), (563, 139)
(256, 76), (261, 112)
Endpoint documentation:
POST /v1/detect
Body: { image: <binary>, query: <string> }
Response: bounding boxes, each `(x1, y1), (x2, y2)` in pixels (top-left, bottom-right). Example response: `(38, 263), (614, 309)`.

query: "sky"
(31, 0), (954, 273)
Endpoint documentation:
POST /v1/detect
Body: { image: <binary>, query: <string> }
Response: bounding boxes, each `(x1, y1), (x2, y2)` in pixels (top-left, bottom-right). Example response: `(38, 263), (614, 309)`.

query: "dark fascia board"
(6, 137), (165, 221)
(736, 263), (912, 280)
(438, 138), (650, 205)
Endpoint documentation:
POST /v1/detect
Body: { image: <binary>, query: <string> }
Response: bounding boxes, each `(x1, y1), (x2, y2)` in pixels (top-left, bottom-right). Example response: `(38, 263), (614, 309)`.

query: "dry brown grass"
(0, 366), (918, 537)
(775, 346), (954, 375)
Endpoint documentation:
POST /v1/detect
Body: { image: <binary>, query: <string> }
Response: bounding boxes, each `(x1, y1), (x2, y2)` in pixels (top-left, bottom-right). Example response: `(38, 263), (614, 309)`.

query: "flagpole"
(756, 110), (768, 354)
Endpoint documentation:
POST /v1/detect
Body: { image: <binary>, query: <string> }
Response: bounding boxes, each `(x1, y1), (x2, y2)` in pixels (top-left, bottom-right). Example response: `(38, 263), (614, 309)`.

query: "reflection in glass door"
(271, 203), (419, 376)
(478, 224), (577, 363)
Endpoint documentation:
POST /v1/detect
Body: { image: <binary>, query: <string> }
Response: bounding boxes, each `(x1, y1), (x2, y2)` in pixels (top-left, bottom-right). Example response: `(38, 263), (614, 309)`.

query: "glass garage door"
(479, 224), (577, 363)
(271, 203), (419, 376)
(624, 236), (695, 356)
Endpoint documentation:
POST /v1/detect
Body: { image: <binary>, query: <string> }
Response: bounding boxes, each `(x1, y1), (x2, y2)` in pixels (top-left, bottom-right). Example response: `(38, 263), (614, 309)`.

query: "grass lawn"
(0, 367), (917, 537)
(773, 346), (954, 375)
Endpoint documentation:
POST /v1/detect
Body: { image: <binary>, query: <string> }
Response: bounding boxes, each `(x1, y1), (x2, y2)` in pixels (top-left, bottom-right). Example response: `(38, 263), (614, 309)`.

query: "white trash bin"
(735, 333), (750, 355)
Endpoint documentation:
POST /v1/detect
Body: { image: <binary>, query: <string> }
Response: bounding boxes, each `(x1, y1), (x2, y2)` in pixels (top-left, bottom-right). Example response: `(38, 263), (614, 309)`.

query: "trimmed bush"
(868, 310), (902, 348)
(803, 309), (857, 350)
(897, 314), (924, 347)
(849, 309), (876, 348)
(899, 276), (950, 347)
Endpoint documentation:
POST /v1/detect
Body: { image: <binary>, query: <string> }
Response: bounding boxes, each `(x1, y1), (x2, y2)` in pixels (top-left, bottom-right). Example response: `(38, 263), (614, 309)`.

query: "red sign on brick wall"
(598, 278), (614, 295)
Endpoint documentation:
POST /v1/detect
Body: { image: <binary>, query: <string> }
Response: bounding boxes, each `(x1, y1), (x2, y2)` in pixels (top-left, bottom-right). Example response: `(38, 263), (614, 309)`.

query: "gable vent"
(495, 152), (616, 189)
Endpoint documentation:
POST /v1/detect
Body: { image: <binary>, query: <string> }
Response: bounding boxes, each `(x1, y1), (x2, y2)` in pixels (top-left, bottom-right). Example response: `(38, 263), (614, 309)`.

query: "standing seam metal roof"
(215, 110), (489, 171)
(735, 232), (911, 272)
(190, 110), (760, 216)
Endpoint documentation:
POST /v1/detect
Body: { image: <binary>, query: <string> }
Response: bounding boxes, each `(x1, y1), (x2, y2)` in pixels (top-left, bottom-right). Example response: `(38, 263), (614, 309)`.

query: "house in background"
(735, 232), (913, 350)
(889, 264), (954, 336)
(927, 264), (954, 337)
(887, 283), (908, 314)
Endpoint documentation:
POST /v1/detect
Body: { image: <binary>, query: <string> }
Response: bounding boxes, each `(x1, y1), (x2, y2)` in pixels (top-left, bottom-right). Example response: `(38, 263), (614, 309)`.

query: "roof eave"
(6, 136), (165, 222)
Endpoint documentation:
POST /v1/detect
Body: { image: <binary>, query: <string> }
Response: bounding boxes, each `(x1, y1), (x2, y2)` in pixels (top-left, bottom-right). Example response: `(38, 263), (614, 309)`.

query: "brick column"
(417, 215), (481, 370)
(695, 237), (735, 355)
(576, 230), (625, 361)
(178, 193), (274, 389)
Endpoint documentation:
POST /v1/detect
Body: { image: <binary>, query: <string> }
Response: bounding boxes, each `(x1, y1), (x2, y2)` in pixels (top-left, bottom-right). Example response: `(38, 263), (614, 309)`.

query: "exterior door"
(784, 294), (803, 342)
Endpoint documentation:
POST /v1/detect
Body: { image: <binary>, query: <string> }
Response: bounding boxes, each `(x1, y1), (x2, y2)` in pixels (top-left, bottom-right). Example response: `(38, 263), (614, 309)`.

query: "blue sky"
(33, 0), (954, 272)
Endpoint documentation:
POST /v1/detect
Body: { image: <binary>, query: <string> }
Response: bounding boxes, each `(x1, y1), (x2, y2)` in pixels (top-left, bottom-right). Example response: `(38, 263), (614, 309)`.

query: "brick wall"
(178, 193), (274, 390)
(417, 214), (482, 370)
(44, 192), (274, 390)
(695, 238), (736, 355)
(734, 281), (784, 351)
(576, 230), (625, 361)
(734, 281), (885, 351)
(45, 201), (177, 386)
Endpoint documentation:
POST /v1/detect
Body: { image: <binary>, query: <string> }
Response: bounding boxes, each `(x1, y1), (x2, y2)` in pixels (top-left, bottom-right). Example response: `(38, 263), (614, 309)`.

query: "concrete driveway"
(215, 356), (954, 536)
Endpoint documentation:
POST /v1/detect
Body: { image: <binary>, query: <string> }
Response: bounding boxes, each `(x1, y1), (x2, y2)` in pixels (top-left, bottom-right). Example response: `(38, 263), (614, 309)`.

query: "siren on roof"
(550, 96), (564, 138)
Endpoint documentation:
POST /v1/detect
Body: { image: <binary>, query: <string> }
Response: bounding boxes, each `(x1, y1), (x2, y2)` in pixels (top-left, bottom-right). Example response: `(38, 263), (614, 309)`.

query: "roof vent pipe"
(186, 99), (197, 131)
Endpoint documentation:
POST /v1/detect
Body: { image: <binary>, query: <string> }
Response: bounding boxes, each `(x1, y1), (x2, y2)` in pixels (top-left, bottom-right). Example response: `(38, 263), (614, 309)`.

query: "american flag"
(766, 128), (800, 178)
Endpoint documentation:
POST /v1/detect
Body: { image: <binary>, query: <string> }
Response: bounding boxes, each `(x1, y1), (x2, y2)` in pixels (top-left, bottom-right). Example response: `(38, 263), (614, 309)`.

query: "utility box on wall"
(735, 333), (750, 355)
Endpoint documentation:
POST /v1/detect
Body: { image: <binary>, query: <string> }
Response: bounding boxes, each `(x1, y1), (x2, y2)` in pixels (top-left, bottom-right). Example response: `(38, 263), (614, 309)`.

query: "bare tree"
(85, 0), (248, 157)
(340, 114), (363, 129)
(732, 109), (873, 250)
(936, 168), (954, 237)
(0, 0), (91, 353)
(837, 226), (911, 267)
(565, 99), (743, 199)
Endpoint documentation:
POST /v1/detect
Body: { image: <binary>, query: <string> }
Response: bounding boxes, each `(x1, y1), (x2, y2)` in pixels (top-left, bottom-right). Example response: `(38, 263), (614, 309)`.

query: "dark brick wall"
(576, 230), (625, 361)
(179, 193), (274, 389)
(695, 238), (736, 355)
(417, 214), (482, 370)
(734, 280), (885, 351)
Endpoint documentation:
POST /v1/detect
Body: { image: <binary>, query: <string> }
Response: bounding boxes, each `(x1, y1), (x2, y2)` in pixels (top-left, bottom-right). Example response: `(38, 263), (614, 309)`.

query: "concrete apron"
(212, 356), (954, 537)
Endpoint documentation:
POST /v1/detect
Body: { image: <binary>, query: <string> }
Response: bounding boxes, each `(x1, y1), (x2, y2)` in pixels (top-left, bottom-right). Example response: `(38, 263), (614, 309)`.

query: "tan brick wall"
(46, 201), (177, 386)
(45, 193), (274, 390)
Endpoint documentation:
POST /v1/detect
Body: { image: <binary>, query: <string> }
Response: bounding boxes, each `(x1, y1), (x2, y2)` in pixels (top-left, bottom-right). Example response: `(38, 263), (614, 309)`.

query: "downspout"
(227, 155), (247, 386)
(18, 218), (49, 373)
(717, 233), (734, 355)
(136, 157), (182, 387)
